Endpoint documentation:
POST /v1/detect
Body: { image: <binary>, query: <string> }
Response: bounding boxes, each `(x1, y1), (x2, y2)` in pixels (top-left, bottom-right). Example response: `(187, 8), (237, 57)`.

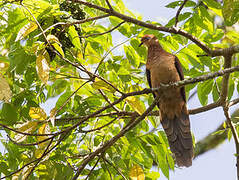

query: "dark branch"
(73, 0), (239, 57)
(78, 21), (125, 38)
(175, 0), (188, 27)
(105, 0), (113, 11)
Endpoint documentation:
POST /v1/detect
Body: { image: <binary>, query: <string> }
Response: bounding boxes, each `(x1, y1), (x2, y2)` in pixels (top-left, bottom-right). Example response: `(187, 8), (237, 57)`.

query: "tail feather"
(161, 110), (193, 167)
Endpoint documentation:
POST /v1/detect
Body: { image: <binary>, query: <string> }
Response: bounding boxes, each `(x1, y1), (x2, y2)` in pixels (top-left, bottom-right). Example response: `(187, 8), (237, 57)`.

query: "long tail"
(161, 110), (193, 167)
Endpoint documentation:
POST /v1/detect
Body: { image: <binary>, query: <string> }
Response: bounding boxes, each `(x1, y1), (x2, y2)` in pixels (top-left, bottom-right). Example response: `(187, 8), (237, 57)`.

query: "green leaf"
(166, 1), (182, 8)
(124, 45), (140, 68)
(212, 83), (220, 102)
(202, 0), (222, 9)
(197, 80), (213, 106)
(8, 47), (36, 74)
(1, 103), (18, 125)
(68, 26), (81, 49)
(228, 128), (232, 141)
(166, 0), (196, 8)
(91, 78), (116, 93)
(212, 129), (226, 136)
(52, 42), (64, 57)
(146, 171), (160, 179)
(55, 89), (72, 115)
(0, 161), (10, 175)
(228, 78), (235, 101)
(222, 0), (239, 26)
(167, 153), (175, 170)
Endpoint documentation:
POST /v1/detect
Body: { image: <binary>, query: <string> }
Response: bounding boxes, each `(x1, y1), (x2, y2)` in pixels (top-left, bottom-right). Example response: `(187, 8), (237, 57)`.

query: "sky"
(122, 0), (237, 180)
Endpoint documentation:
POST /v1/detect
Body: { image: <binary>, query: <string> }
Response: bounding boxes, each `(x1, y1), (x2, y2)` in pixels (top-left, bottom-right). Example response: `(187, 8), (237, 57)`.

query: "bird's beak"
(139, 42), (143, 47)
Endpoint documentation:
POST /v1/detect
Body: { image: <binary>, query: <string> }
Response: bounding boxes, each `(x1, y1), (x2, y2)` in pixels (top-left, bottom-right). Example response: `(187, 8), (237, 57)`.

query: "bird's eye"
(142, 36), (151, 41)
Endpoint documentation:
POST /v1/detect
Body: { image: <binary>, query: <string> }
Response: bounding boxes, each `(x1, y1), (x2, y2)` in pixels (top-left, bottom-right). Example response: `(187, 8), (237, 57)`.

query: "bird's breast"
(149, 60), (180, 87)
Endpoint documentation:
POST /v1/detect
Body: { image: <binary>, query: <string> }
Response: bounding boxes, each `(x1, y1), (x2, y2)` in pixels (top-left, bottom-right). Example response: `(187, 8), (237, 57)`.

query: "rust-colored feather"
(141, 34), (193, 167)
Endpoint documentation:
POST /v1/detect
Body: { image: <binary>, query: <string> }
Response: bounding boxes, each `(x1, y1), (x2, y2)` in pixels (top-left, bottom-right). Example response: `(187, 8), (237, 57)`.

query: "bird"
(139, 34), (193, 167)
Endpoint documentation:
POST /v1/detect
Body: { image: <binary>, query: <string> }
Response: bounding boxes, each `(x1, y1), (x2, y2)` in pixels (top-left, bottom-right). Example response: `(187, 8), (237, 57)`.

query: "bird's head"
(139, 34), (159, 47)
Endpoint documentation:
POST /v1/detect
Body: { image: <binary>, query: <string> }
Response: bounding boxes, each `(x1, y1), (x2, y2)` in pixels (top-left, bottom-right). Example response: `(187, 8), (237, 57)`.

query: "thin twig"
(55, 80), (91, 115)
(7, 134), (55, 147)
(84, 156), (101, 180)
(99, 90), (119, 112)
(101, 156), (113, 180)
(34, 14), (110, 38)
(105, 0), (113, 11)
(223, 106), (239, 180)
(175, 0), (188, 27)
(79, 21), (125, 38)
(229, 98), (239, 107)
(94, 35), (135, 74)
(25, 138), (54, 179)
(0, 122), (55, 136)
(103, 157), (127, 180)
(80, 117), (118, 133)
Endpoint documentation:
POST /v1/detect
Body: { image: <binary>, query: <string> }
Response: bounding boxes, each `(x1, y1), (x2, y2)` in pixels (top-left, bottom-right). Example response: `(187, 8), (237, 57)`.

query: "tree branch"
(73, 0), (211, 54)
(79, 21), (125, 38)
(34, 14), (111, 38)
(73, 0), (239, 56)
(175, 0), (188, 27)
(223, 106), (239, 180)
(105, 0), (113, 11)
(195, 109), (239, 157)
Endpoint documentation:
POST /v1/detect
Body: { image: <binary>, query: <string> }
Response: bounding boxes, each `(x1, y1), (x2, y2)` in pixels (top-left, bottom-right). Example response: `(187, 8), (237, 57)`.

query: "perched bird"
(139, 34), (193, 167)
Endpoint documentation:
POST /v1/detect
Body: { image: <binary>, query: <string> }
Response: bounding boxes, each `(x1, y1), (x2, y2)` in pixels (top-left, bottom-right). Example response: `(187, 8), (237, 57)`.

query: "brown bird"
(139, 34), (193, 167)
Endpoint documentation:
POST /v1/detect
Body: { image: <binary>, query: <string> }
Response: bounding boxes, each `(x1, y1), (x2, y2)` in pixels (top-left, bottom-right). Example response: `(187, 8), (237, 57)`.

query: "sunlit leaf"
(47, 34), (60, 44)
(15, 22), (38, 41)
(129, 164), (145, 180)
(14, 121), (38, 143)
(126, 96), (145, 115)
(52, 42), (64, 57)
(29, 107), (47, 121)
(36, 50), (50, 84)
(91, 78), (116, 93)
(0, 60), (9, 72)
(12, 165), (33, 180)
(222, 0), (239, 26)
(49, 107), (57, 126)
(0, 76), (12, 102)
(228, 128), (232, 141)
(68, 25), (81, 49)
(37, 123), (51, 148)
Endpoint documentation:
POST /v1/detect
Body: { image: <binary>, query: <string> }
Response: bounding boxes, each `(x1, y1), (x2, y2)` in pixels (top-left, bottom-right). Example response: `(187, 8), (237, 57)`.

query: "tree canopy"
(0, 0), (239, 179)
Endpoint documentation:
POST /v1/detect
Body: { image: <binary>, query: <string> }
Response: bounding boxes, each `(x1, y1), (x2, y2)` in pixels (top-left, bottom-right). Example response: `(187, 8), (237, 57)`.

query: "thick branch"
(220, 54), (239, 180)
(224, 106), (239, 180)
(220, 54), (233, 102)
(74, 0), (210, 54)
(74, 0), (239, 56)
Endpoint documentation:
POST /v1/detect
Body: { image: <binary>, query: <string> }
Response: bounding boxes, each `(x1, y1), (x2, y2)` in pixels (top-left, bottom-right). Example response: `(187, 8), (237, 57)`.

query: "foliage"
(0, 0), (238, 179)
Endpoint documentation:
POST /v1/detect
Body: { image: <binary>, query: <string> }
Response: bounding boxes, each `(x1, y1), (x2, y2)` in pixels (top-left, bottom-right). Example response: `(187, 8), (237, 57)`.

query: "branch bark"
(175, 0), (188, 27)
(73, 0), (239, 56)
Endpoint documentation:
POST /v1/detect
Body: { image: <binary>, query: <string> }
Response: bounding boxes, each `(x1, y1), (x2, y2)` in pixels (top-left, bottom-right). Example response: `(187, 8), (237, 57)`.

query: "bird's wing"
(146, 68), (156, 98)
(174, 56), (186, 102)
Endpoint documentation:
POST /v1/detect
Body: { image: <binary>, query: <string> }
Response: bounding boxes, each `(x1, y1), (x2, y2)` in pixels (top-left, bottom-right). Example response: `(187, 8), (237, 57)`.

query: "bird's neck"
(147, 44), (163, 59)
